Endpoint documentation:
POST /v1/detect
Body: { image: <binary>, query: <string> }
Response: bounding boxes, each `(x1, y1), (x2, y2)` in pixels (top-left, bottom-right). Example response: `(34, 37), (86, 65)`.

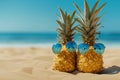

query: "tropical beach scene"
(0, 0), (119, 80)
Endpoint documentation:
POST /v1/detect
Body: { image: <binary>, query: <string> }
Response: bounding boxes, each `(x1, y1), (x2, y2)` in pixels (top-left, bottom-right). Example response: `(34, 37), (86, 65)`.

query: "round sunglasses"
(78, 43), (105, 54)
(52, 41), (77, 54)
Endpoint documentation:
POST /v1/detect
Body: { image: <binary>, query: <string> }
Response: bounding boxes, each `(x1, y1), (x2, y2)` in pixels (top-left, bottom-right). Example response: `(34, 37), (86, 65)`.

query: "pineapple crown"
(56, 8), (77, 44)
(74, 0), (106, 46)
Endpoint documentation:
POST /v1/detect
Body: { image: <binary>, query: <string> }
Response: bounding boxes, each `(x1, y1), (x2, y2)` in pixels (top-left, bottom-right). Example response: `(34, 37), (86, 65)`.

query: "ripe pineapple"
(74, 0), (106, 73)
(52, 8), (77, 72)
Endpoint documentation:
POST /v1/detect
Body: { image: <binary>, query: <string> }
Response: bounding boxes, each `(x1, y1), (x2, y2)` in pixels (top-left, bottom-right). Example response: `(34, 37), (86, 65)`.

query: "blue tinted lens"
(93, 43), (105, 54)
(66, 41), (77, 52)
(52, 43), (62, 54)
(78, 43), (89, 54)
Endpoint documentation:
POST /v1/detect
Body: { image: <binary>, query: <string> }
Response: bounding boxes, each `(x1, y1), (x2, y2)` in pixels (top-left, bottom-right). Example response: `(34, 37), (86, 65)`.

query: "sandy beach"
(0, 47), (119, 80)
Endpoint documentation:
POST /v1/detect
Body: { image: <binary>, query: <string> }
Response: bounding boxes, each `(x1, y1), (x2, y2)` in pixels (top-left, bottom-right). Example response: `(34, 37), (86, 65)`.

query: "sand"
(0, 47), (119, 80)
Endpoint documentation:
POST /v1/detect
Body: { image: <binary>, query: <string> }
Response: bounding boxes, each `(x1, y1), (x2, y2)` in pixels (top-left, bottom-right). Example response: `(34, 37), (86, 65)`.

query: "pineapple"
(52, 8), (77, 72)
(74, 0), (106, 73)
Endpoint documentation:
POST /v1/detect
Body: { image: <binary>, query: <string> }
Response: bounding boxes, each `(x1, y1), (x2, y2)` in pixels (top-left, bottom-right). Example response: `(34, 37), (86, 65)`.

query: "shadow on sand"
(98, 65), (120, 74)
(71, 65), (120, 75)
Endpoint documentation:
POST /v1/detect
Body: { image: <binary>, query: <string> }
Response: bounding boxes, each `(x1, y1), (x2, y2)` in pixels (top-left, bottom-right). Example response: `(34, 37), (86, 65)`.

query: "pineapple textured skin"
(53, 45), (76, 72)
(77, 49), (103, 73)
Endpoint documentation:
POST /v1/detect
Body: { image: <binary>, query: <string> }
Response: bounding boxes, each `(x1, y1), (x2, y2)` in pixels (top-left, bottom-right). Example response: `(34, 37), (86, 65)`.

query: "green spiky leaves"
(56, 8), (77, 44)
(74, 0), (106, 46)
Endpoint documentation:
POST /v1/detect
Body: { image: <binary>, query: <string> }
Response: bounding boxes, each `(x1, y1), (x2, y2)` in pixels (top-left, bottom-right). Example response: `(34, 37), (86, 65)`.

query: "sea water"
(0, 32), (119, 48)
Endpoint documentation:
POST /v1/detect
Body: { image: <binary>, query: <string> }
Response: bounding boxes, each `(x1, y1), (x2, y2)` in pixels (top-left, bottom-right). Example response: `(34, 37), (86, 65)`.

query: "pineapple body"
(74, 0), (106, 73)
(77, 49), (103, 73)
(52, 8), (77, 72)
(53, 45), (76, 72)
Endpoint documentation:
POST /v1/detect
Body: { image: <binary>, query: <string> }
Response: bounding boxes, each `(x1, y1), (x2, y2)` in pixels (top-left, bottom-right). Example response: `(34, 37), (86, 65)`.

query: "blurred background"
(0, 0), (119, 47)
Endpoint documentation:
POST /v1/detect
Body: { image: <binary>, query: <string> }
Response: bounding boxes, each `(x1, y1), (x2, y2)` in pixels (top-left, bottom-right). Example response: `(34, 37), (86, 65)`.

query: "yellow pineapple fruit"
(74, 0), (106, 73)
(52, 8), (77, 72)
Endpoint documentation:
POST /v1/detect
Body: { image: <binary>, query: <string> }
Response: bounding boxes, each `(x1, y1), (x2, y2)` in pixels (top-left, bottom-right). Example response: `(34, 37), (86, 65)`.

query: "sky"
(0, 0), (119, 33)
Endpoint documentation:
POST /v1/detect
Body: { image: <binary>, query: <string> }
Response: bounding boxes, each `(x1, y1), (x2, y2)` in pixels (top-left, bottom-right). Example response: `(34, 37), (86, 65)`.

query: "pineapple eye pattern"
(78, 43), (89, 54)
(93, 43), (105, 54)
(66, 41), (77, 52)
(52, 43), (62, 54)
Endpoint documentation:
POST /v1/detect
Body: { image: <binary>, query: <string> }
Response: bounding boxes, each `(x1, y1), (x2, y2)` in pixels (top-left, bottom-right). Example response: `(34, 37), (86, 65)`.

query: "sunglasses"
(52, 41), (77, 54)
(78, 43), (105, 54)
(52, 42), (105, 54)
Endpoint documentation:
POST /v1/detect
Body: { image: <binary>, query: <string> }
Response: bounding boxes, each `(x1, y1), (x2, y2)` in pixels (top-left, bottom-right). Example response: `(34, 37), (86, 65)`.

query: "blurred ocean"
(0, 32), (119, 48)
